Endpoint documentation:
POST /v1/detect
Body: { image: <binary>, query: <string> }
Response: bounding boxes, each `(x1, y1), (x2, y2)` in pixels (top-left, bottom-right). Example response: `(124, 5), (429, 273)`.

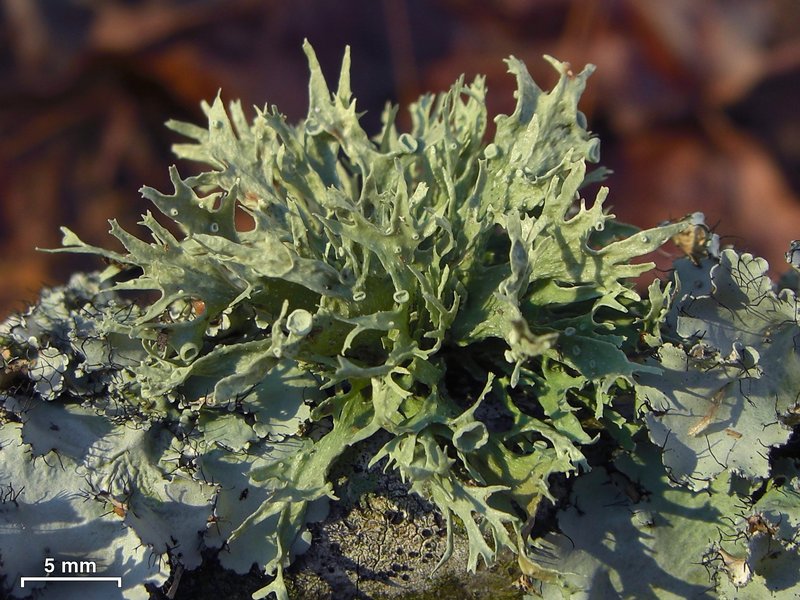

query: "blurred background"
(2, 0), (800, 318)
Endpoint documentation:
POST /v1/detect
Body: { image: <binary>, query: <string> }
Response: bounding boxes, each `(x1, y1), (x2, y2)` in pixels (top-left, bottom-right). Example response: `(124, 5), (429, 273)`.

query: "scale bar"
(21, 577), (122, 587)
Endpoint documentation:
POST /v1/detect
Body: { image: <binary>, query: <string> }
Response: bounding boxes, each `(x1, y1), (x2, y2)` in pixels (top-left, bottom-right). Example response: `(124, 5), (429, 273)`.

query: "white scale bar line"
(21, 577), (122, 587)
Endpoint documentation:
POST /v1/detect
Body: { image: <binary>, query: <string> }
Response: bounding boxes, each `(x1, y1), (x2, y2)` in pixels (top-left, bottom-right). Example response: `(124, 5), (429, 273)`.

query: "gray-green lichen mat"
(0, 42), (798, 600)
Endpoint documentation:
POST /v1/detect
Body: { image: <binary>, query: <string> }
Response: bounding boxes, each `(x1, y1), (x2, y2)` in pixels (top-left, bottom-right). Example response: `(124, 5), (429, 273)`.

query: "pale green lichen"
(525, 243), (800, 598)
(636, 250), (800, 489)
(1, 42), (798, 600)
